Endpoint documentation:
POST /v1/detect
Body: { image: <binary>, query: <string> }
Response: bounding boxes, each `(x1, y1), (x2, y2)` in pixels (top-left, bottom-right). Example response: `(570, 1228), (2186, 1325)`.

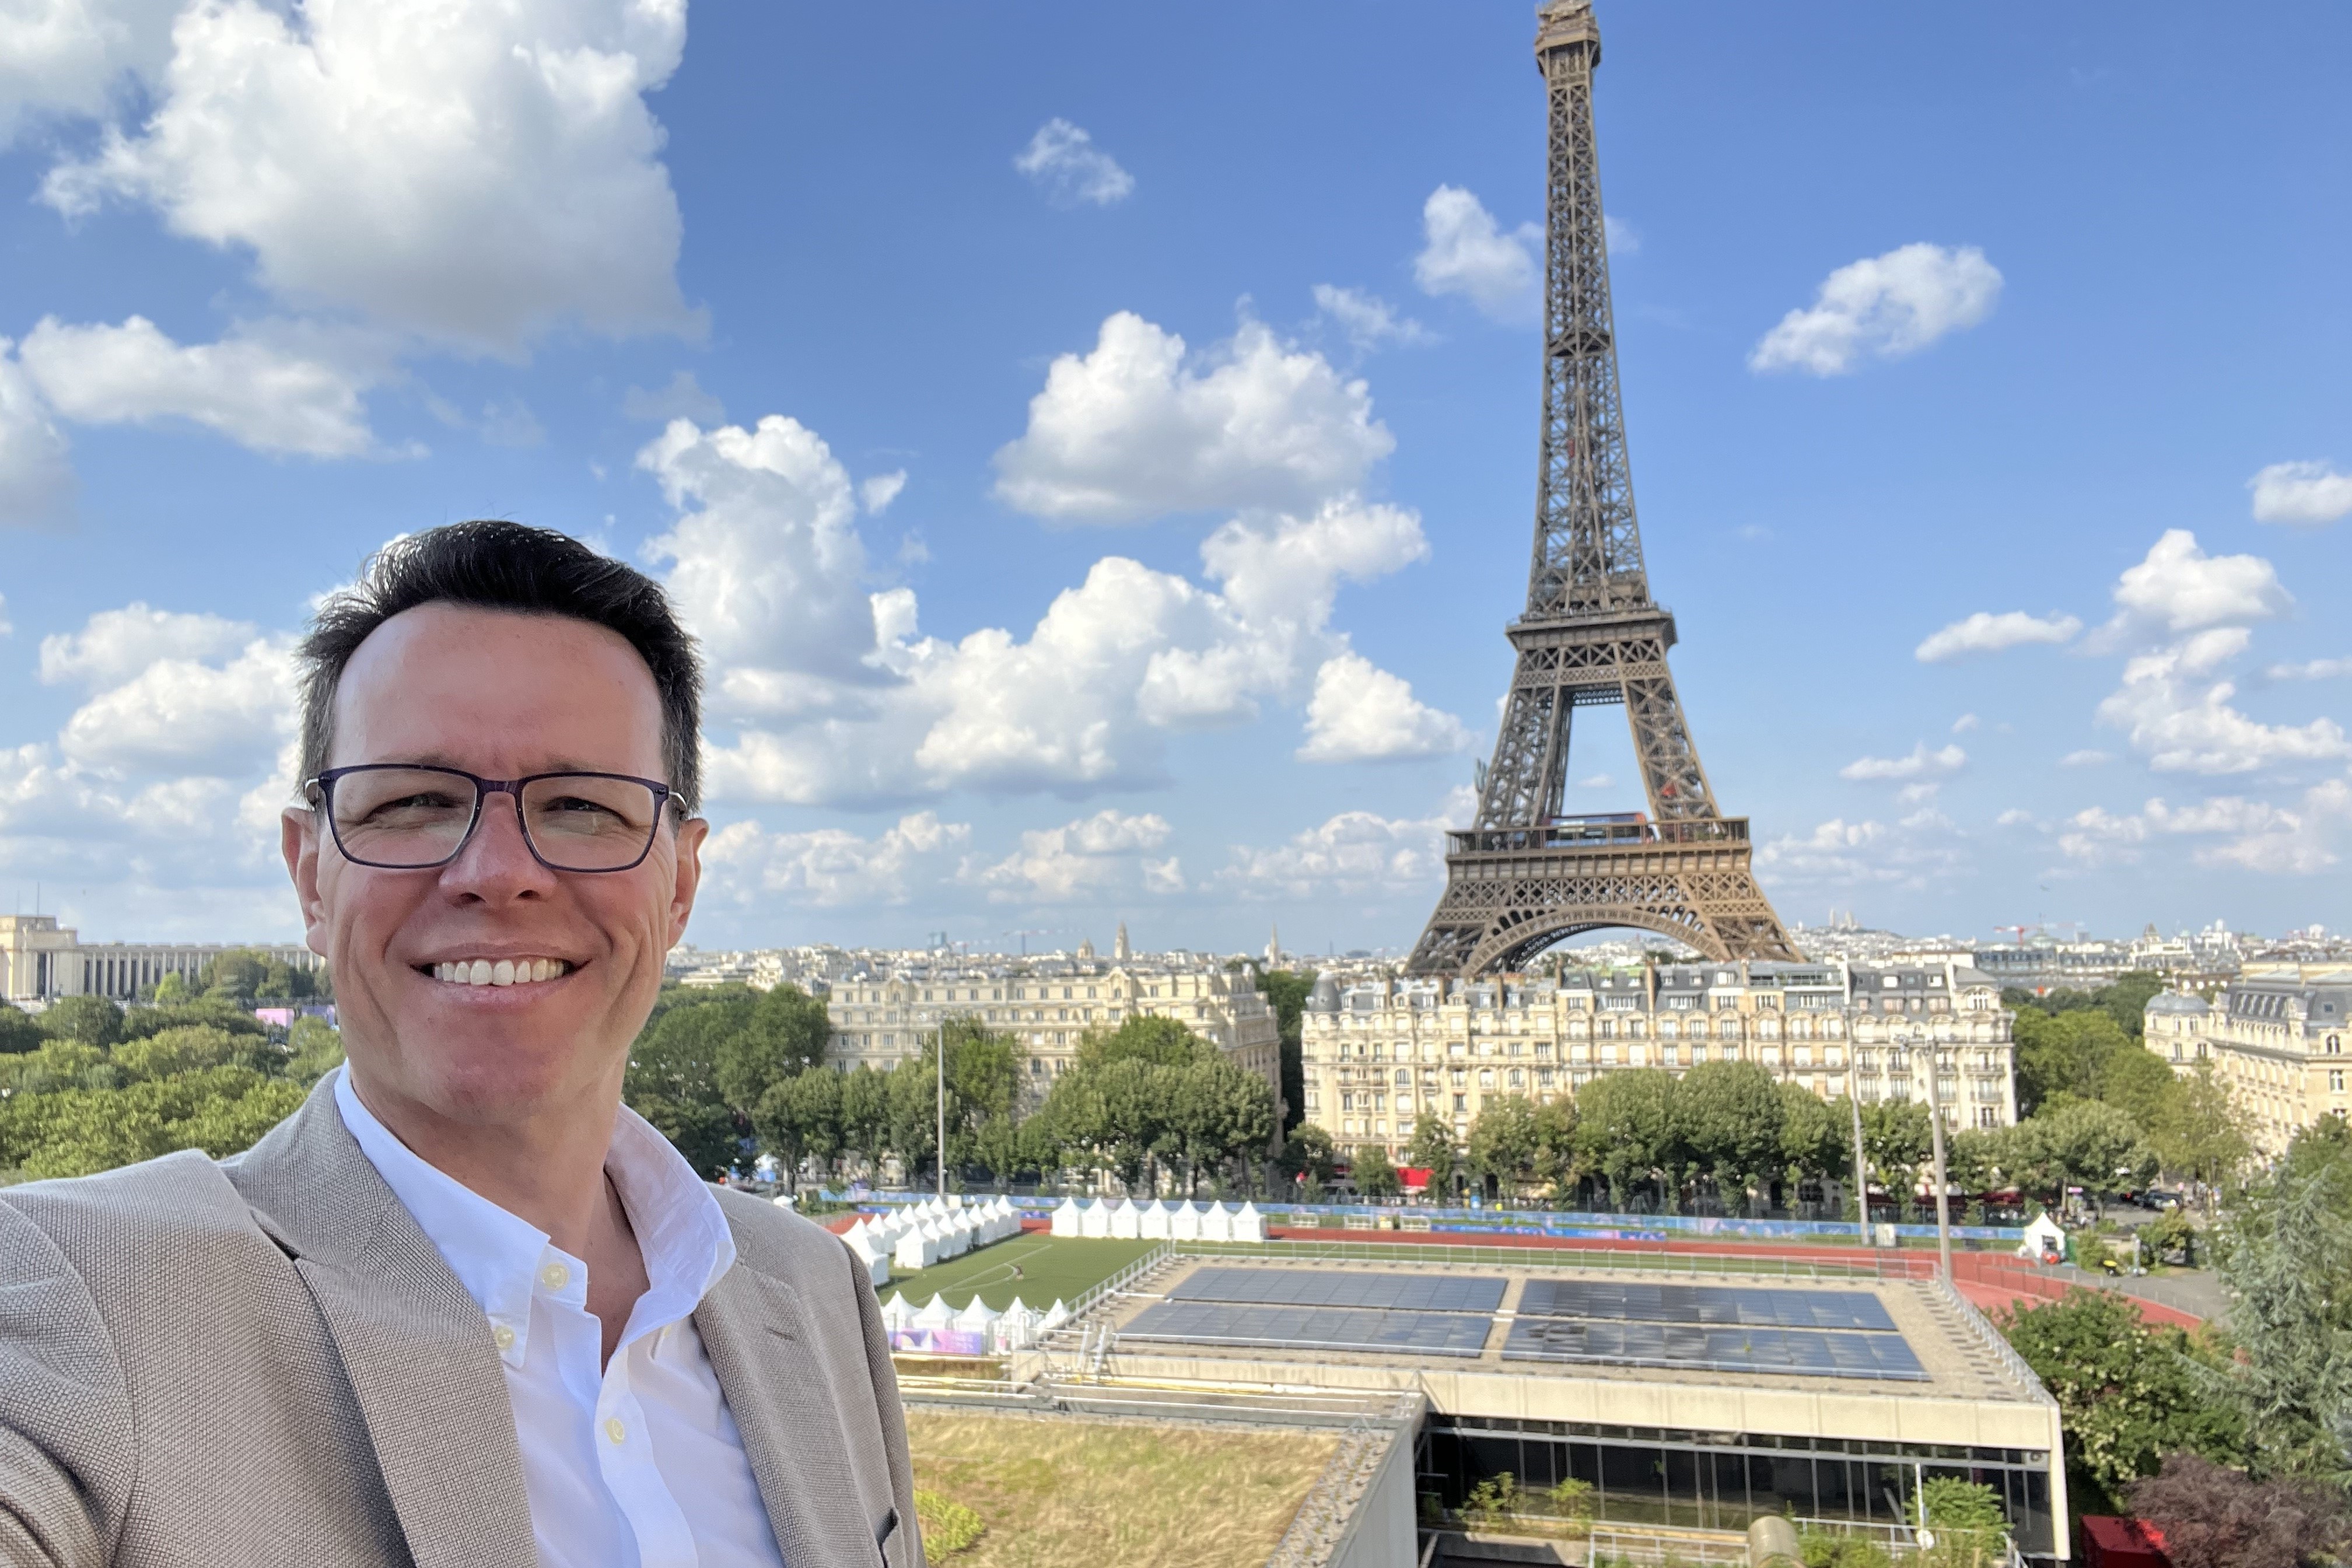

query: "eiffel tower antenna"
(1406, 0), (1800, 975)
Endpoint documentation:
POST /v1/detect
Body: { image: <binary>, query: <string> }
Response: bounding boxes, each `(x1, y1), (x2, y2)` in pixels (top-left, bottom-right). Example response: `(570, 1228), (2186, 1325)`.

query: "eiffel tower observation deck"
(1406, 0), (1801, 975)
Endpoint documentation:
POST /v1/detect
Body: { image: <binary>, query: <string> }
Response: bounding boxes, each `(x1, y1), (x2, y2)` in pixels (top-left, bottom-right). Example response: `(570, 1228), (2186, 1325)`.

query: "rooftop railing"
(1447, 818), (1749, 854)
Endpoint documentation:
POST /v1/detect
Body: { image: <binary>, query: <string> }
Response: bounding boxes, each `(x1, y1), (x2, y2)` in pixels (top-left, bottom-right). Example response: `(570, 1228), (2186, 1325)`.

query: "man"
(0, 522), (921, 1567)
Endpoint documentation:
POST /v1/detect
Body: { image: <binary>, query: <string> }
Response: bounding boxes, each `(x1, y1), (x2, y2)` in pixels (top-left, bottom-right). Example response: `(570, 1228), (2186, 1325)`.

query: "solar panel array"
(1517, 1279), (1898, 1332)
(1116, 1265), (1928, 1381)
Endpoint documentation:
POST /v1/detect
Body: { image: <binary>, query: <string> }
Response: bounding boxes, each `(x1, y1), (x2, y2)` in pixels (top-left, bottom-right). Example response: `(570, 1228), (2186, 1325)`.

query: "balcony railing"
(1447, 818), (1748, 854)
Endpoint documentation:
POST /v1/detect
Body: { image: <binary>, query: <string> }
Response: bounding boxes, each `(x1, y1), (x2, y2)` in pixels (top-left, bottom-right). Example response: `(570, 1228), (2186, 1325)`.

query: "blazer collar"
(225, 1077), (540, 1568)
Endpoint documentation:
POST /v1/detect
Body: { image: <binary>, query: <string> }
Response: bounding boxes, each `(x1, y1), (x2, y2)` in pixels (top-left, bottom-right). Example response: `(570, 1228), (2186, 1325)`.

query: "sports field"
(881, 1233), (1160, 1311)
(907, 1410), (1333, 1567)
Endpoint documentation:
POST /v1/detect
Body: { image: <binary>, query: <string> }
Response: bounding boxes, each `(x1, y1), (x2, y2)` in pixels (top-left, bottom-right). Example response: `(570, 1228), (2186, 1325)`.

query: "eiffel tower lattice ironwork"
(1406, 0), (1801, 976)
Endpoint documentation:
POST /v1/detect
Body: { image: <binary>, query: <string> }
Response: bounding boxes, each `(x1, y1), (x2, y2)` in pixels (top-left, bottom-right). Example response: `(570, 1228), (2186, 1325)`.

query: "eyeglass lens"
(327, 768), (661, 871)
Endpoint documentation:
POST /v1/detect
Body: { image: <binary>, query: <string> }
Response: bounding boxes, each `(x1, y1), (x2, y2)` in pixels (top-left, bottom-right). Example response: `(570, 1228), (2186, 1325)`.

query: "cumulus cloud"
(2057, 790), (2348, 876)
(39, 602), (256, 687)
(57, 636), (296, 776)
(639, 414), (886, 694)
(698, 811), (969, 908)
(17, 315), (378, 456)
(1013, 118), (1133, 208)
(0, 342), (75, 528)
(1914, 610), (2081, 663)
(623, 370), (724, 426)
(2059, 749), (2111, 768)
(2249, 460), (2352, 526)
(992, 312), (1393, 523)
(1218, 790), (1471, 901)
(1754, 810), (1969, 890)
(967, 810), (1177, 903)
(1951, 713), (1980, 733)
(1748, 243), (2001, 376)
(1296, 652), (1468, 763)
(44, 0), (695, 353)
(1839, 743), (1966, 783)
(1604, 215), (1639, 256)
(0, 0), (178, 144)
(2108, 529), (2290, 635)
(860, 471), (907, 515)
(2269, 657), (2352, 681)
(2096, 643), (2347, 775)
(1311, 285), (1432, 352)
(1412, 186), (1540, 323)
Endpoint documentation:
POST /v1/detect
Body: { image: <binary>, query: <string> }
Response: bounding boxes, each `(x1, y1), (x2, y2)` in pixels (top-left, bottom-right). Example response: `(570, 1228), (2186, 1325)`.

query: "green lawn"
(881, 1234), (1161, 1311)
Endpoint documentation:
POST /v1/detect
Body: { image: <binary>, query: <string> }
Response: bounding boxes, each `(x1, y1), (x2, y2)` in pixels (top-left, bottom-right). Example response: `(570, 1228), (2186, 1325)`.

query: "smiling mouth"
(421, 958), (576, 988)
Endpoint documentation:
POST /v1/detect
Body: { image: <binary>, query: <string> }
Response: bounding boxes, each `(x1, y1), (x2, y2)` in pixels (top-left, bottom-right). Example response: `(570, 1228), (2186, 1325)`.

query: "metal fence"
(1177, 1237), (1920, 1282)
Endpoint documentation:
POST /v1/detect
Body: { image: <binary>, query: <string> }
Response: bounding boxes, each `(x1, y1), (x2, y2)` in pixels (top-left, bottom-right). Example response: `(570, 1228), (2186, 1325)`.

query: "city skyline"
(4, 2), (2350, 953)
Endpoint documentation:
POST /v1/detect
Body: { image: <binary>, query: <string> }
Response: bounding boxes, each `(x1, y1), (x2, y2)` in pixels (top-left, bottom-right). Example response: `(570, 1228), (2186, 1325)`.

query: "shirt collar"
(332, 1066), (737, 1363)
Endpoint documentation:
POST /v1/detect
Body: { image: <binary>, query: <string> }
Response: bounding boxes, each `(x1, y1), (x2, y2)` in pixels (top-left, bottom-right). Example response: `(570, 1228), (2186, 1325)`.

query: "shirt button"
(492, 1324), (516, 1351)
(540, 1263), (570, 1290)
(604, 1418), (626, 1445)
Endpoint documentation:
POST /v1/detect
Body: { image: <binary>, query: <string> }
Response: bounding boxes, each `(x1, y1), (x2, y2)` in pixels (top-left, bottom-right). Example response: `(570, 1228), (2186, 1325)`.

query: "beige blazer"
(0, 1076), (922, 1567)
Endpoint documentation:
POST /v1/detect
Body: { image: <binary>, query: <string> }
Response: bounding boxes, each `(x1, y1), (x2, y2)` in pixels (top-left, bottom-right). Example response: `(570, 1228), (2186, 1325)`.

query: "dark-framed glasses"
(305, 764), (677, 873)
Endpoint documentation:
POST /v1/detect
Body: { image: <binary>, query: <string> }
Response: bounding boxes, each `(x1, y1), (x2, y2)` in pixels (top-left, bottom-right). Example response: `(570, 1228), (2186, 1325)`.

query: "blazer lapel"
(696, 1261), (882, 1564)
(229, 1079), (540, 1568)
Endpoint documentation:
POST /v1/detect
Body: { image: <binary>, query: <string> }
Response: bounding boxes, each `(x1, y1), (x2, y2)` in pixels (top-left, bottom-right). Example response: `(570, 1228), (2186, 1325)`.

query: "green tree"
(1353, 1143), (1402, 1199)
(1079, 1014), (1213, 1069)
(0, 1066), (307, 1180)
(150, 972), (192, 1005)
(1860, 1099), (1932, 1196)
(1276, 1123), (1338, 1199)
(2012, 1100), (2158, 1213)
(117, 999), (268, 1043)
(713, 984), (833, 1116)
(1256, 968), (1316, 1134)
(1530, 1096), (1579, 1196)
(1779, 1087), (1847, 1189)
(2154, 1063), (2254, 1190)
(36, 995), (123, 1048)
(197, 949), (270, 1003)
(0, 1004), (44, 1055)
(113, 1026), (257, 1082)
(753, 1066), (842, 1193)
(2001, 1289), (2245, 1503)
(284, 1017), (345, 1085)
(1406, 1117), (1461, 1200)
(623, 999), (744, 1178)
(1672, 1060), (1785, 1208)
(0, 1041), (114, 1096)
(2202, 1142), (2352, 1478)
(1573, 1069), (1681, 1209)
(1944, 1126), (2010, 1195)
(1466, 1095), (1544, 1195)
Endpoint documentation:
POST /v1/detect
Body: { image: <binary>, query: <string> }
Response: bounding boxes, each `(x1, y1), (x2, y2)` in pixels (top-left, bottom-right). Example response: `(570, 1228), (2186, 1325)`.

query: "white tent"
(1170, 1200), (1204, 1241)
(1231, 1201), (1266, 1242)
(1039, 1300), (1070, 1331)
(1199, 1203), (1234, 1242)
(954, 1296), (1002, 1336)
(912, 1294), (956, 1332)
(1108, 1198), (1142, 1240)
(845, 1230), (891, 1289)
(949, 1214), (980, 1256)
(999, 1197), (1026, 1240)
(1078, 1198), (1111, 1239)
(933, 1219), (968, 1259)
(894, 1226), (939, 1271)
(879, 1292), (915, 1332)
(995, 1296), (1041, 1352)
(1137, 1199), (1171, 1240)
(1050, 1196), (1084, 1237)
(2019, 1211), (2066, 1262)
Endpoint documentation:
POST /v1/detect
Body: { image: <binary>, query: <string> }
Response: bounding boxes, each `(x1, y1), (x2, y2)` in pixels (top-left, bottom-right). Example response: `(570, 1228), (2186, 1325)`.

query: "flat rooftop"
(1083, 1257), (2060, 1455)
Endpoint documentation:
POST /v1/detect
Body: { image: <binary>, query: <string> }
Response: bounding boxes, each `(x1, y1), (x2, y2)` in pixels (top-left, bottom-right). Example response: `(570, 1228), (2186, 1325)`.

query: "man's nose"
(441, 789), (555, 895)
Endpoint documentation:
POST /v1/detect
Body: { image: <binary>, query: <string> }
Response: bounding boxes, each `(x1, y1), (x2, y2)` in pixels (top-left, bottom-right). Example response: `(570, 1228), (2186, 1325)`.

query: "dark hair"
(296, 521), (704, 811)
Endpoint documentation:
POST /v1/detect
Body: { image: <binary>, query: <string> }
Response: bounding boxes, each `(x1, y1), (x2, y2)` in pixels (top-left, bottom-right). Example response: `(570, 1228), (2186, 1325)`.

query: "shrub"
(913, 1488), (984, 1558)
(2127, 1454), (2351, 1568)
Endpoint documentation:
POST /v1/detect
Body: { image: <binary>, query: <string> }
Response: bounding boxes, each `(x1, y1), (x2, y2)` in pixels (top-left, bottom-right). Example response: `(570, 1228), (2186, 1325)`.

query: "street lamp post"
(936, 1024), (947, 1200)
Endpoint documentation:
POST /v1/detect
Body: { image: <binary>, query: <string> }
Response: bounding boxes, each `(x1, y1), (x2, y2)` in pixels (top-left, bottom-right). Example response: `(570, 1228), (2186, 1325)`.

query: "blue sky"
(3, 1), (2348, 955)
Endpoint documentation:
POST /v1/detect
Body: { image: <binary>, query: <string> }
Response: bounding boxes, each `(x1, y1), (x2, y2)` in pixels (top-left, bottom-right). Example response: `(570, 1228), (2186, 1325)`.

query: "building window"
(2333, 1070), (2346, 1093)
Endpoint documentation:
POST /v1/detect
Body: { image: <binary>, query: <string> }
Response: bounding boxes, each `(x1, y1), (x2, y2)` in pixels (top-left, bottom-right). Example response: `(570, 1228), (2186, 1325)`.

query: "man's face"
(283, 603), (705, 1128)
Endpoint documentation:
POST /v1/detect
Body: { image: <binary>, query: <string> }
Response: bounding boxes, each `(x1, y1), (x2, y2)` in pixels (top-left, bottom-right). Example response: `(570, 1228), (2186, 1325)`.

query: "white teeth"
(434, 958), (566, 986)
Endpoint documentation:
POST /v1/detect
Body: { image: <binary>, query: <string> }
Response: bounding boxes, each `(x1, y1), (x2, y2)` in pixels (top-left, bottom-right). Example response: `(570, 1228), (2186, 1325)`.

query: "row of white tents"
(879, 1291), (1069, 1354)
(839, 1195), (1028, 1285)
(1048, 1196), (1267, 1242)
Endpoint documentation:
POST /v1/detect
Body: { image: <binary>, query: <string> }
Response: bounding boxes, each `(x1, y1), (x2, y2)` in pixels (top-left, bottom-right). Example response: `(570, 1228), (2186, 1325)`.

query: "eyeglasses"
(305, 764), (677, 873)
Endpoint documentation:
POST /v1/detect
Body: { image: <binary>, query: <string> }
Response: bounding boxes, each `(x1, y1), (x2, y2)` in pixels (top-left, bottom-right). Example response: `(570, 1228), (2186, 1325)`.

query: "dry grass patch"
(906, 1410), (1337, 1567)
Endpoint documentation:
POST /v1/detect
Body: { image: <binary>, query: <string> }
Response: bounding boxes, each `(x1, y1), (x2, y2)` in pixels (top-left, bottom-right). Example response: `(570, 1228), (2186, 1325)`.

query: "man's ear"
(283, 806), (331, 960)
(667, 815), (708, 951)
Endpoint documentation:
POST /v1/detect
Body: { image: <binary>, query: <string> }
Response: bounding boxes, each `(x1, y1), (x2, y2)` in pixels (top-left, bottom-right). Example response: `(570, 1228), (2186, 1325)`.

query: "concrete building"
(1301, 960), (2015, 1160)
(824, 950), (1282, 1112)
(1, 914), (321, 1007)
(2143, 970), (2352, 1157)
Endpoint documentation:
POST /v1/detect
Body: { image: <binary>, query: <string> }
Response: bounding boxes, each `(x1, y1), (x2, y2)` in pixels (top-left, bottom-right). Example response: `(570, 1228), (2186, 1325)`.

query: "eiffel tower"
(1406, 0), (1800, 976)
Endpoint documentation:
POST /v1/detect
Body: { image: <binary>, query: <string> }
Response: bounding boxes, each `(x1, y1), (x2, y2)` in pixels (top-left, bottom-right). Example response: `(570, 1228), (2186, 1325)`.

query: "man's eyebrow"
(359, 753), (639, 776)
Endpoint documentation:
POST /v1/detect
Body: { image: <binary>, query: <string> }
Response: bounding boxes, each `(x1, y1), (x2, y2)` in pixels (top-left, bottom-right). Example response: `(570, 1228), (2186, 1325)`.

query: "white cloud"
(2269, 657), (2352, 681)
(1412, 186), (1540, 323)
(2059, 749), (2111, 768)
(967, 810), (1175, 903)
(1755, 809), (1968, 890)
(639, 415), (885, 692)
(860, 471), (907, 515)
(40, 602), (256, 687)
(1839, 743), (1966, 782)
(1995, 808), (2037, 827)
(2108, 529), (2290, 635)
(2096, 643), (2348, 775)
(992, 312), (1393, 523)
(1218, 790), (1471, 900)
(1296, 652), (1468, 763)
(477, 397), (542, 449)
(2249, 460), (2352, 526)
(56, 636), (296, 776)
(1604, 215), (1639, 256)
(13, 314), (380, 457)
(1012, 118), (1133, 208)
(2056, 792), (2346, 876)
(0, 342), (75, 528)
(1913, 610), (2081, 663)
(44, 0), (695, 353)
(698, 811), (969, 909)
(1577, 774), (1613, 789)
(1951, 713), (1980, 733)
(1748, 243), (2001, 376)
(0, 0), (178, 145)
(1311, 285), (1432, 351)
(0, 592), (10, 637)
(623, 370), (724, 425)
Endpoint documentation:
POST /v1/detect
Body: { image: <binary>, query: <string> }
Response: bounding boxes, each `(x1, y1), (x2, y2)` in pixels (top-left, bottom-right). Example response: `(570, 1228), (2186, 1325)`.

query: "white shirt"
(334, 1067), (785, 1568)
